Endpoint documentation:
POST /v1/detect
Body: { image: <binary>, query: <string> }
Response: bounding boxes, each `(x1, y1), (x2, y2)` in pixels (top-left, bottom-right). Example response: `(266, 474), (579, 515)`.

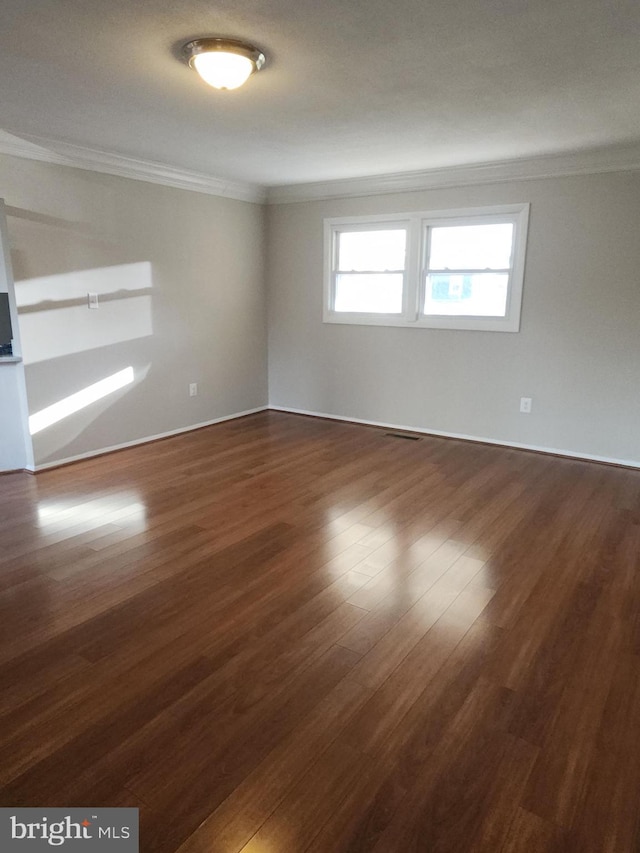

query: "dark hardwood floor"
(1, 410), (639, 852)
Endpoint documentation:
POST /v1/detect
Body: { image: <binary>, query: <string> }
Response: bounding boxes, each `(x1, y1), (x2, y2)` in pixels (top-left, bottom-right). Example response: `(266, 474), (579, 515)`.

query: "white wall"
(267, 171), (640, 465)
(0, 155), (267, 468)
(3, 157), (639, 470)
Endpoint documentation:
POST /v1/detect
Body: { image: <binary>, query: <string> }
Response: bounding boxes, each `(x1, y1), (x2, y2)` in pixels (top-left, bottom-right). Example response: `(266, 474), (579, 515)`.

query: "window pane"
(423, 273), (509, 317)
(338, 229), (406, 272)
(335, 273), (403, 313)
(428, 224), (513, 270)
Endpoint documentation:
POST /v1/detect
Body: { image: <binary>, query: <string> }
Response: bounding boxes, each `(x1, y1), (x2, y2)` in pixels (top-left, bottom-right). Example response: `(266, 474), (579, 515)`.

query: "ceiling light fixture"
(183, 37), (266, 91)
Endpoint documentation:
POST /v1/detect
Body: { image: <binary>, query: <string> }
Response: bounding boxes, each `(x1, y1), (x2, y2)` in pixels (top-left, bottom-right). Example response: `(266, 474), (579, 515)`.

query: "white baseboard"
(269, 405), (640, 470)
(22, 404), (640, 472)
(29, 406), (269, 472)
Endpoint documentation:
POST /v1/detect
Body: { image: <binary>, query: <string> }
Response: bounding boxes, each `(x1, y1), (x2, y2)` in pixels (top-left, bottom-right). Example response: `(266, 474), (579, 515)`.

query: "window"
(334, 227), (406, 314)
(324, 204), (529, 332)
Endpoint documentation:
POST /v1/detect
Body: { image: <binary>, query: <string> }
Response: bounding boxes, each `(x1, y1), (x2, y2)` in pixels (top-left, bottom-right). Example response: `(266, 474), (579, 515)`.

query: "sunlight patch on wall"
(29, 366), (135, 435)
(15, 261), (153, 365)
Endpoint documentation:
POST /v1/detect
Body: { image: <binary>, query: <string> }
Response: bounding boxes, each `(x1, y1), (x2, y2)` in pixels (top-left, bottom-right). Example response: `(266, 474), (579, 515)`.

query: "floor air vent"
(385, 432), (420, 441)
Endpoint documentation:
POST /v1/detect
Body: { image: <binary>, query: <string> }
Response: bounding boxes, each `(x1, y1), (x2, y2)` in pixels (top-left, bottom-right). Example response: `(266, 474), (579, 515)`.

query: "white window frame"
(324, 203), (530, 332)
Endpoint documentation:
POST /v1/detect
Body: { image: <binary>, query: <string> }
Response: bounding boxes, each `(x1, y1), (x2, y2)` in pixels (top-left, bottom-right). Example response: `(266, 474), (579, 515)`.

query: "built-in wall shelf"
(0, 356), (22, 364)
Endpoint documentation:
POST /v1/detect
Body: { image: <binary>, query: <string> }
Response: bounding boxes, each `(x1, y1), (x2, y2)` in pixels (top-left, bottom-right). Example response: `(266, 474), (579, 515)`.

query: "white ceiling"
(2, 0), (640, 189)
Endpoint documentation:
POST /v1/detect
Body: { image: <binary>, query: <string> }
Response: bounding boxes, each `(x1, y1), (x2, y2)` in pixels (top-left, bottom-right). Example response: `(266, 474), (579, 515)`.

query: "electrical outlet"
(88, 292), (99, 309)
(520, 397), (532, 414)
(189, 383), (198, 397)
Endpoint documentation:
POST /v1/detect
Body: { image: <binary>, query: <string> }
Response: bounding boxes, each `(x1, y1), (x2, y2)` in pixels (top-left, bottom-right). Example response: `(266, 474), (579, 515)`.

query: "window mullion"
(418, 223), (433, 318)
(329, 228), (336, 311)
(403, 216), (421, 322)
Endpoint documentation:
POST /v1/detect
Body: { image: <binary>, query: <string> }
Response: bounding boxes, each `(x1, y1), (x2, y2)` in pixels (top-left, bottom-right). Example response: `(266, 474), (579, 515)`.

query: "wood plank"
(0, 411), (638, 852)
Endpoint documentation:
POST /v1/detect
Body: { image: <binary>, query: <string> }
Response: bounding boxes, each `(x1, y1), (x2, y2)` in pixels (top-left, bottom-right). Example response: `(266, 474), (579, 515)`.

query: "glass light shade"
(184, 38), (265, 91)
(192, 51), (254, 90)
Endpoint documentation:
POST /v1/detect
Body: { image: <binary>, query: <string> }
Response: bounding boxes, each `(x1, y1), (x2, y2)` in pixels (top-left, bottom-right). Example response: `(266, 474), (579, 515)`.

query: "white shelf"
(0, 356), (22, 364)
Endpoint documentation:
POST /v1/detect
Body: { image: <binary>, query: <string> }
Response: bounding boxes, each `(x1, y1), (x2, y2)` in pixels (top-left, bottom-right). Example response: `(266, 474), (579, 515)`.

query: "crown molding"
(3, 130), (640, 207)
(0, 131), (267, 204)
(266, 143), (640, 204)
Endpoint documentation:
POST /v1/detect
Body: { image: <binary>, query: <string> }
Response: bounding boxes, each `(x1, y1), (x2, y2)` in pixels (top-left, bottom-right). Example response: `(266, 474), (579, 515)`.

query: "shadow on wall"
(5, 204), (114, 282)
(4, 204), (97, 234)
(23, 338), (153, 465)
(13, 261), (155, 463)
(15, 261), (154, 364)
(29, 365), (137, 436)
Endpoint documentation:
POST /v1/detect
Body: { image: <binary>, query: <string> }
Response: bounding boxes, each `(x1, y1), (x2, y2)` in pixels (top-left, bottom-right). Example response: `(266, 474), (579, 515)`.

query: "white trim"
(268, 406), (640, 470)
(28, 406), (268, 472)
(4, 132), (640, 208)
(22, 403), (640, 472)
(266, 144), (640, 204)
(0, 131), (266, 205)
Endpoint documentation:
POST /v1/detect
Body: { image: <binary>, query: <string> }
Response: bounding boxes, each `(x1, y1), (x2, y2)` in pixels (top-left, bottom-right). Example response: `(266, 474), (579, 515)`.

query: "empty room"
(1, 0), (640, 851)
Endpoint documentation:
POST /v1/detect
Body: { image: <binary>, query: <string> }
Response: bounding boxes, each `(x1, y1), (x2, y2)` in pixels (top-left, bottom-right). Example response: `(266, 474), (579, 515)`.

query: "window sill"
(323, 314), (520, 333)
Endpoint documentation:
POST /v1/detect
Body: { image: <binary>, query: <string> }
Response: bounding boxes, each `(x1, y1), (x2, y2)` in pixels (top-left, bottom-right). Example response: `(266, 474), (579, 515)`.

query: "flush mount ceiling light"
(183, 37), (266, 90)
